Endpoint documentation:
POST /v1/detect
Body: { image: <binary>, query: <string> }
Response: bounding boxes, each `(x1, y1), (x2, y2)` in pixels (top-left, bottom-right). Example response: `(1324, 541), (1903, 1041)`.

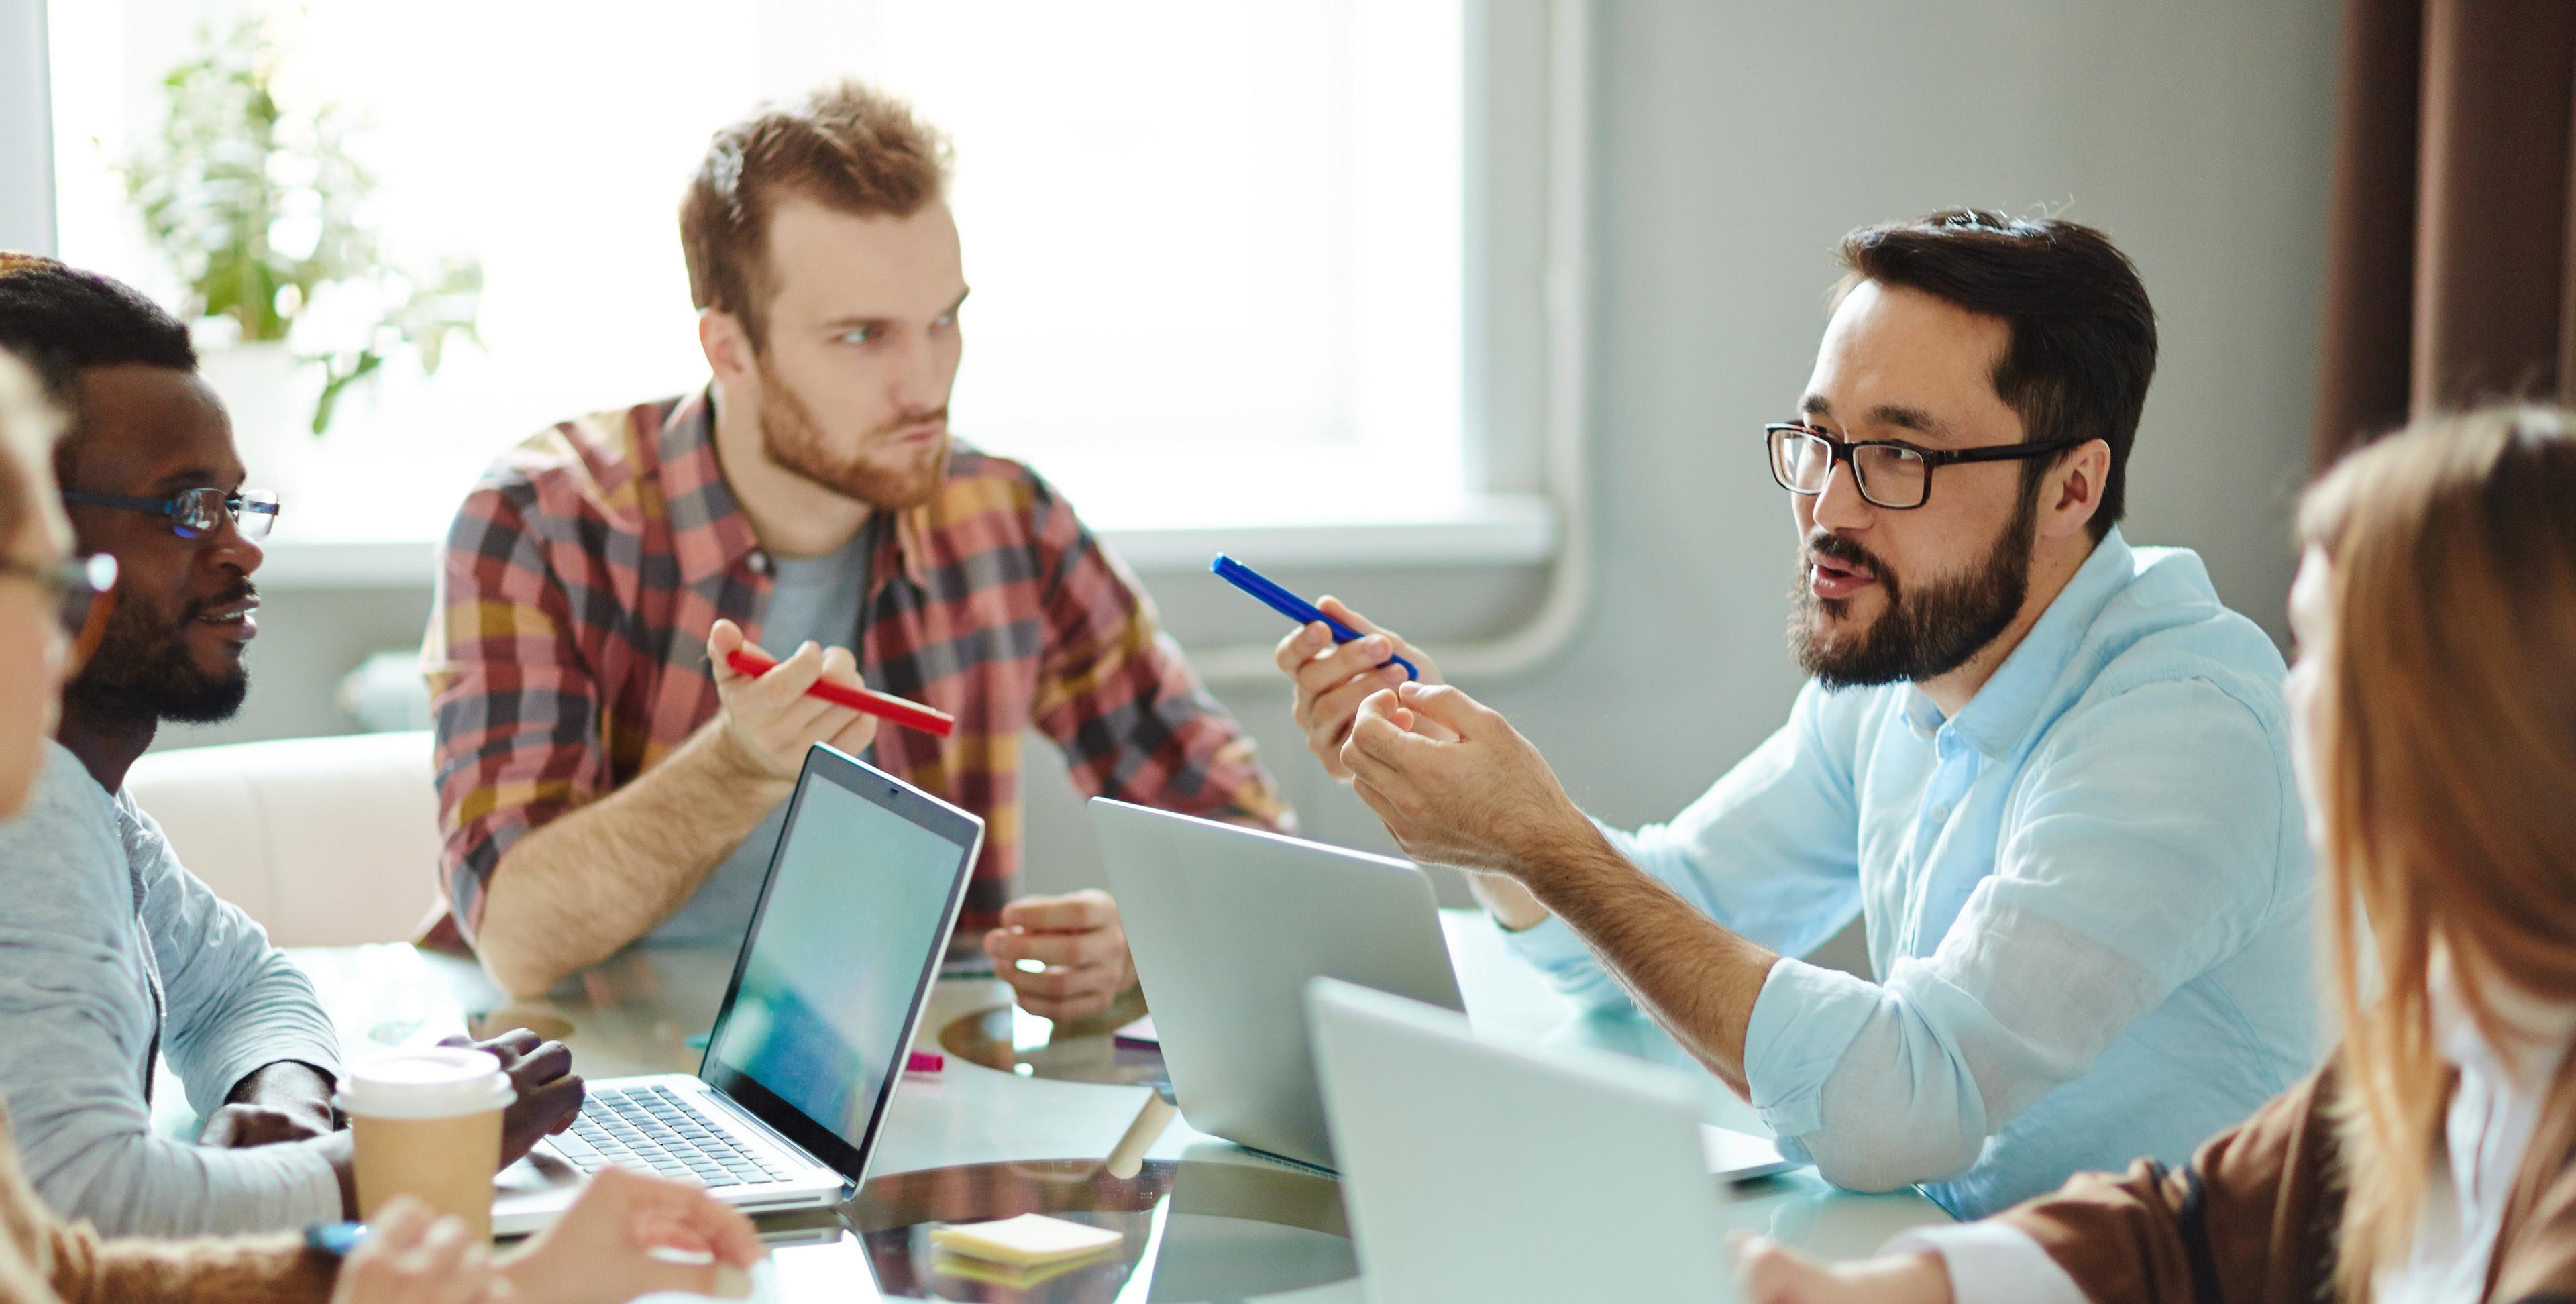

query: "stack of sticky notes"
(927, 1213), (1124, 1287)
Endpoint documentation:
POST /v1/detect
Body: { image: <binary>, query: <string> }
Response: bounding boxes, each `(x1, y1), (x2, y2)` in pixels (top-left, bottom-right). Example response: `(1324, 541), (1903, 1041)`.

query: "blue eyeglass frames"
(60, 487), (279, 541)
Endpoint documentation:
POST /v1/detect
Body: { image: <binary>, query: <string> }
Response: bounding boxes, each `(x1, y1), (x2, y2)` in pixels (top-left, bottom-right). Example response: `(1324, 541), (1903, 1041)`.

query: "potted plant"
(121, 17), (480, 456)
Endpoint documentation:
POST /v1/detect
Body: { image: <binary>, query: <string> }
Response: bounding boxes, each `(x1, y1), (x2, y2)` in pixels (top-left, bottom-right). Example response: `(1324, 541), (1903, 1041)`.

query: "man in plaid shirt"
(426, 82), (1292, 1014)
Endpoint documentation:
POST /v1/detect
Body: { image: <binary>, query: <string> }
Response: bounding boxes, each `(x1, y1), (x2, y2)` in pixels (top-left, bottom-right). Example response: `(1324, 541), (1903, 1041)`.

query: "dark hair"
(0, 254), (196, 393)
(0, 254), (197, 484)
(1835, 209), (2157, 542)
(680, 80), (952, 350)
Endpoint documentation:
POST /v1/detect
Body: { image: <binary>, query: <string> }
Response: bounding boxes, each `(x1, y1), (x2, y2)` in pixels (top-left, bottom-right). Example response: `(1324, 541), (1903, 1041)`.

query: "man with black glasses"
(0, 255), (584, 1235)
(1275, 211), (2316, 1217)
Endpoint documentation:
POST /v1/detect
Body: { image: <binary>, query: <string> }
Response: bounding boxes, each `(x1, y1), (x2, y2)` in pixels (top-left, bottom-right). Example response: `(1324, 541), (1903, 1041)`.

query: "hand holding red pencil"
(723, 648), (955, 737)
(706, 621), (922, 781)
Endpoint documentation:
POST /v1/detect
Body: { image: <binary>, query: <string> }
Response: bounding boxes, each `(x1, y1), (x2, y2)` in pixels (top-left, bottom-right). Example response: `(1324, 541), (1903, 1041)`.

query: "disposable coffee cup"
(337, 1048), (516, 1242)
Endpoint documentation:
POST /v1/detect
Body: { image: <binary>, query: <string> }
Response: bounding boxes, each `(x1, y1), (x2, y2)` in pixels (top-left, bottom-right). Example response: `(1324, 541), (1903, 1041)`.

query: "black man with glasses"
(1273, 211), (2314, 1221)
(0, 256), (586, 1236)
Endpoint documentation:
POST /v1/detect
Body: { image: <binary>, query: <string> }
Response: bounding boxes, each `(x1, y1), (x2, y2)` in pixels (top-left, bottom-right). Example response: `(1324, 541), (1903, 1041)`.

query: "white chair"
(124, 730), (445, 947)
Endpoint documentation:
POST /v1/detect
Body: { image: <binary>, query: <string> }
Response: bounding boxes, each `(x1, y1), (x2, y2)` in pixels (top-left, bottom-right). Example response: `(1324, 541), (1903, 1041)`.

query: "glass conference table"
(284, 911), (1946, 1302)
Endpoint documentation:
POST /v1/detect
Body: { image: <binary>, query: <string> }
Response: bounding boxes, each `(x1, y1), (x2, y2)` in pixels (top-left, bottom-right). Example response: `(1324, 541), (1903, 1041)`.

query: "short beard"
(66, 583), (254, 726)
(1788, 483), (2040, 690)
(755, 356), (949, 510)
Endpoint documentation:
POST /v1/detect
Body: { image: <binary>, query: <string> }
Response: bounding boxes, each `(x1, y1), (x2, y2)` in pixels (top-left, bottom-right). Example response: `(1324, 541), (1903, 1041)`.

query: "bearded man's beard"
(1787, 482), (2041, 690)
(755, 358), (950, 510)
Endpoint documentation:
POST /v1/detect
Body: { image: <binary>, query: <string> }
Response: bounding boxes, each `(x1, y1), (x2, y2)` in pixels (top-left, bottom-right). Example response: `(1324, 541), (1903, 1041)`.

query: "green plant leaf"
(310, 349), (384, 435)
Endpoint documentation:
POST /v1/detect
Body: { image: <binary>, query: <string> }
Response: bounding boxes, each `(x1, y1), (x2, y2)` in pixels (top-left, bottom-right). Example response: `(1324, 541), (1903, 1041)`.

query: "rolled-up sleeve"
(1740, 678), (2284, 1191)
(1503, 680), (1866, 1012)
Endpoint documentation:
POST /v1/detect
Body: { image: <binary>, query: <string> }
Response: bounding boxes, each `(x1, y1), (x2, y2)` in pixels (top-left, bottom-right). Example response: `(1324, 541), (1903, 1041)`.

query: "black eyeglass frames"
(1764, 423), (2090, 510)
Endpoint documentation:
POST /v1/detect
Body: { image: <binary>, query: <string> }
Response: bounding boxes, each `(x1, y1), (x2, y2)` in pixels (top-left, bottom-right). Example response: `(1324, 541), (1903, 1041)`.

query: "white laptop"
(1089, 798), (1464, 1171)
(492, 744), (985, 1236)
(1308, 979), (1764, 1303)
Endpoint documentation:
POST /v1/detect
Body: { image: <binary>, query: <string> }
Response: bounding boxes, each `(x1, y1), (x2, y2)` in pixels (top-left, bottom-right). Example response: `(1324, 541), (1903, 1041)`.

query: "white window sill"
(252, 492), (1557, 590)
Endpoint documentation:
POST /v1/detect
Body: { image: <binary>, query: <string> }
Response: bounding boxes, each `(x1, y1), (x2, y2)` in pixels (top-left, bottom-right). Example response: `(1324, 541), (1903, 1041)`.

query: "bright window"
(46, 0), (1465, 545)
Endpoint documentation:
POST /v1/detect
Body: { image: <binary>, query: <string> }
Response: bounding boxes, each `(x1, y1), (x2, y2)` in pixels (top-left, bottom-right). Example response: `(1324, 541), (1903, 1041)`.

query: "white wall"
(1, 0), (56, 254)
(148, 3), (2341, 933)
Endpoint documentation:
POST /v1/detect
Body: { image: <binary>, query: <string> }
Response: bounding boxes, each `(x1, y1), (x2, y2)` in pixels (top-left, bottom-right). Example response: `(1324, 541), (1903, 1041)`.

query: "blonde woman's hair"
(2299, 406), (2576, 1303)
(0, 350), (62, 546)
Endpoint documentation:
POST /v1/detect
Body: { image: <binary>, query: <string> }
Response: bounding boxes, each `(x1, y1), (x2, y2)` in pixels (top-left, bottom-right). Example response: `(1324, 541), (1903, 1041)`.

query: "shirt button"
(747, 551), (770, 575)
(1929, 805), (1951, 824)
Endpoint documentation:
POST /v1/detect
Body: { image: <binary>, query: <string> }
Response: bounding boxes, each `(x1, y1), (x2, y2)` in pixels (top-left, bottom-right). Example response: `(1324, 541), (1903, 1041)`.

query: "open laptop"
(492, 744), (985, 1235)
(1089, 798), (1463, 1171)
(1308, 978), (1763, 1303)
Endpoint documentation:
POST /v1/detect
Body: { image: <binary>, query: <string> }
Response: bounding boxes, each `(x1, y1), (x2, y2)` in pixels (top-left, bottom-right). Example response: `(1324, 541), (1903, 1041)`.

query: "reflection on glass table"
(839, 1149), (1352, 1303)
(938, 987), (1165, 1087)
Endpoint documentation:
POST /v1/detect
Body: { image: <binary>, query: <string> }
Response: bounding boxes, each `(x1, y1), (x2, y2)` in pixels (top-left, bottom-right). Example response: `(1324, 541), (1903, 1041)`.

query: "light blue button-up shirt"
(1507, 529), (2317, 1217)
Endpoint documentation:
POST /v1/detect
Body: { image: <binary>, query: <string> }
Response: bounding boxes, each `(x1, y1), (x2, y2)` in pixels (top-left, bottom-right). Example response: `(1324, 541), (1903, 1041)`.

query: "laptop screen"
(700, 745), (983, 1178)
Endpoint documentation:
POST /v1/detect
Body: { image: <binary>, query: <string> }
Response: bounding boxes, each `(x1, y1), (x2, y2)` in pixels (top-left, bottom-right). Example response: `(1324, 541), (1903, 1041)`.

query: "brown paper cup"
(337, 1049), (517, 1243)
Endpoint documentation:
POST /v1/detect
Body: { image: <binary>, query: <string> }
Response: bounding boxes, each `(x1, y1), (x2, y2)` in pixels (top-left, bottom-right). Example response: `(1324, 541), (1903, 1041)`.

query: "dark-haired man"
(0, 253), (584, 1235)
(1279, 211), (2315, 1217)
(428, 82), (1288, 1006)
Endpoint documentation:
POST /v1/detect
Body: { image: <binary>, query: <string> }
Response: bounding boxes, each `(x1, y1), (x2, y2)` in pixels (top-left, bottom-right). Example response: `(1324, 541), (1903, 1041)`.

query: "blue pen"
(1211, 554), (1418, 680)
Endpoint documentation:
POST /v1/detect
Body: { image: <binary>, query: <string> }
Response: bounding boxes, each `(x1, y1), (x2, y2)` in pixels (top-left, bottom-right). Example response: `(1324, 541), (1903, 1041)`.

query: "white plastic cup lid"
(335, 1048), (517, 1120)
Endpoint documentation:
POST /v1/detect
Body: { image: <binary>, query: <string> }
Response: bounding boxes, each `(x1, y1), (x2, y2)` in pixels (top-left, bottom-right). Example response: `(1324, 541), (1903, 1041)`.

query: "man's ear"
(697, 309), (757, 389)
(2041, 439), (2112, 542)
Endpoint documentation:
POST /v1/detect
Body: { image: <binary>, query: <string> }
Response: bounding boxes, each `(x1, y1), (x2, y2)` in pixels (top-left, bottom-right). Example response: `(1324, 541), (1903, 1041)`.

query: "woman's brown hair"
(2300, 406), (2576, 1301)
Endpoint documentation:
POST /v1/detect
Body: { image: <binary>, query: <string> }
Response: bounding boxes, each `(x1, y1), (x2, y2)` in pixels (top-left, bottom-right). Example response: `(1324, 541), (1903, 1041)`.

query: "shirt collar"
(1903, 527), (2139, 760)
(659, 386), (932, 590)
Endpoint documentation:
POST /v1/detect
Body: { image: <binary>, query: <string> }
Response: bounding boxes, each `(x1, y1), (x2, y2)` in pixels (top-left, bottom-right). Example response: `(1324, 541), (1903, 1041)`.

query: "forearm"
(1521, 829), (1778, 1097)
(476, 722), (792, 996)
(227, 1063), (337, 1121)
(32, 1128), (346, 1237)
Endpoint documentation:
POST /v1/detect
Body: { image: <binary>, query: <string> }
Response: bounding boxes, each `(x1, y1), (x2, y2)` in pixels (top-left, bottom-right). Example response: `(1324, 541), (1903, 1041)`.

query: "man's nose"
(202, 518), (263, 576)
(885, 331), (945, 415)
(1810, 459), (1873, 533)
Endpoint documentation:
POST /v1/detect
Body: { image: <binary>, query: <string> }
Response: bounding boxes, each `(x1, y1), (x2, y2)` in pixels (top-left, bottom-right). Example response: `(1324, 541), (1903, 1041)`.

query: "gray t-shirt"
(646, 533), (871, 944)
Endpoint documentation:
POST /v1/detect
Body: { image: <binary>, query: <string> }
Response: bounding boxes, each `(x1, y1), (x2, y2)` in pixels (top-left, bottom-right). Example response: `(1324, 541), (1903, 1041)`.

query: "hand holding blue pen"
(1212, 555), (1419, 680)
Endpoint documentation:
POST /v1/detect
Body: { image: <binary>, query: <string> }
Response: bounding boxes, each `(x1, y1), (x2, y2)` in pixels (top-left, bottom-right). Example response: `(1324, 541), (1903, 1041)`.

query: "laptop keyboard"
(547, 1086), (797, 1188)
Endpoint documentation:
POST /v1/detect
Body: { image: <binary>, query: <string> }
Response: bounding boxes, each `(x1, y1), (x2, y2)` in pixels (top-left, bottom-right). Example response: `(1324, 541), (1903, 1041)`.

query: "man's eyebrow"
(1799, 394), (1831, 419)
(1867, 404), (1962, 443)
(144, 468), (223, 496)
(820, 288), (971, 331)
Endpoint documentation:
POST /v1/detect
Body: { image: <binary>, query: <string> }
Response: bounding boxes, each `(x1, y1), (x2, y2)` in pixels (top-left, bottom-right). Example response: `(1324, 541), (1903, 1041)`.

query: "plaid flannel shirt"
(425, 390), (1291, 944)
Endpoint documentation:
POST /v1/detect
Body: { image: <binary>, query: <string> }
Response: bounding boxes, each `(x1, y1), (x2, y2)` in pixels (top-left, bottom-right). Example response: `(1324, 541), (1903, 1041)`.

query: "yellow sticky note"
(926, 1213), (1124, 1267)
(930, 1246), (1120, 1289)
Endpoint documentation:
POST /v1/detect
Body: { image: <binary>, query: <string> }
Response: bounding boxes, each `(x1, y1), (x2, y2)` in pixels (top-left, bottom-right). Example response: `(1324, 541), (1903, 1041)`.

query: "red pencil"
(722, 649), (957, 739)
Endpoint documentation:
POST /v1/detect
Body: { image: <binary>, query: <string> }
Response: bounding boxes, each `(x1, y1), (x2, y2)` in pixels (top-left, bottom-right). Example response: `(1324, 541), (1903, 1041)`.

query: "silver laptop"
(1308, 978), (1762, 1303)
(1089, 798), (1463, 1171)
(493, 745), (985, 1235)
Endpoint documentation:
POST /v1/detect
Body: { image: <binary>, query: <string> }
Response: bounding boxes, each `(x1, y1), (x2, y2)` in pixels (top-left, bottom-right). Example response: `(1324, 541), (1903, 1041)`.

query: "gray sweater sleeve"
(0, 745), (341, 1236)
(121, 794), (344, 1121)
